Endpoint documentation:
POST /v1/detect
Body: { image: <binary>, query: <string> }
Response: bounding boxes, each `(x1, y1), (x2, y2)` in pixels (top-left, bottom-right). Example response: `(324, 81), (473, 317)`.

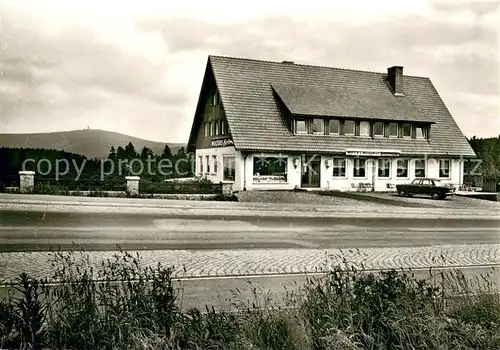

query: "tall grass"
(1, 249), (499, 349)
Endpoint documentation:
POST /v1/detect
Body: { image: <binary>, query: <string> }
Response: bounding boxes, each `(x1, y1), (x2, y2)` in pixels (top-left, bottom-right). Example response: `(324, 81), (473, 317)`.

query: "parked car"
(396, 178), (456, 200)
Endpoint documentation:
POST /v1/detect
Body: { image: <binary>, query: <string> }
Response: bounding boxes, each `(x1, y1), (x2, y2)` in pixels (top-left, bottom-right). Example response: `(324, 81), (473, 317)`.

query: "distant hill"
(0, 129), (185, 159)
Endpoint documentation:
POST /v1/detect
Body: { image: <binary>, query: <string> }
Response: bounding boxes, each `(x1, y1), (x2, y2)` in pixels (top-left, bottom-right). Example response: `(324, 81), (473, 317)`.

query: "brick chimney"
(387, 66), (404, 96)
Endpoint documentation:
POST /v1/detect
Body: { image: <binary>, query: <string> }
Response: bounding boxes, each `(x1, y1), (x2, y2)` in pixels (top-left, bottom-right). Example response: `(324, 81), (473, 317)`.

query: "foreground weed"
(1, 248), (499, 349)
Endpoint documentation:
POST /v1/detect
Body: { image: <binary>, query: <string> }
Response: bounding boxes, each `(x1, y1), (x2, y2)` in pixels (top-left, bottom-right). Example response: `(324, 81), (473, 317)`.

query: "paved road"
(0, 211), (499, 251)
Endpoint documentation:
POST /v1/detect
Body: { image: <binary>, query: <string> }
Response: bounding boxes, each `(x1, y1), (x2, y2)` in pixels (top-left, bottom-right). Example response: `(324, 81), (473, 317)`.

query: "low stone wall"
(67, 191), (127, 198)
(139, 193), (220, 200)
(6, 172), (234, 200)
(4, 187), (20, 194)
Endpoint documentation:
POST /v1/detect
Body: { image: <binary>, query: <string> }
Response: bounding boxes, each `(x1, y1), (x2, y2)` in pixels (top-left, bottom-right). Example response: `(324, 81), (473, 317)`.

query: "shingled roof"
(192, 55), (475, 157)
(271, 83), (431, 123)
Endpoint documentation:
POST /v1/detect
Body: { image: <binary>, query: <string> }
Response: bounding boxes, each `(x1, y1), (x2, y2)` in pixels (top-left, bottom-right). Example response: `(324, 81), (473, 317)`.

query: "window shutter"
(427, 125), (431, 140)
(355, 121), (360, 136)
(411, 126), (416, 139)
(339, 120), (344, 135)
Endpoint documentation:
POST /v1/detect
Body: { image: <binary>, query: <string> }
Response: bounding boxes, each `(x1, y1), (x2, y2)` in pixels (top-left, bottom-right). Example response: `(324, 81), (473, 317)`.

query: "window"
(223, 156), (235, 181)
(332, 158), (346, 177)
(353, 158), (366, 178)
(204, 123), (209, 137)
(344, 120), (355, 135)
(206, 155), (210, 173)
(296, 120), (307, 134)
(397, 159), (409, 178)
(378, 158), (391, 178)
(199, 156), (203, 173)
(402, 124), (411, 137)
(220, 120), (226, 135)
(212, 122), (217, 136)
(253, 156), (288, 183)
(213, 155), (218, 173)
(389, 123), (398, 137)
(414, 159), (426, 178)
(214, 121), (220, 136)
(360, 121), (370, 136)
(416, 126), (426, 139)
(207, 122), (212, 136)
(329, 119), (340, 134)
(312, 119), (324, 134)
(213, 90), (219, 106)
(439, 159), (450, 178)
(374, 122), (384, 137)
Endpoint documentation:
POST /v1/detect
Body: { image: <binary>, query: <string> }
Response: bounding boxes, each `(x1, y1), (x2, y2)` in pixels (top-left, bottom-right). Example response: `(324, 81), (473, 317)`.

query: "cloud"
(430, 0), (499, 15)
(138, 12), (498, 92)
(447, 92), (500, 138)
(137, 11), (498, 138)
(1, 0), (498, 141)
(1, 5), (189, 141)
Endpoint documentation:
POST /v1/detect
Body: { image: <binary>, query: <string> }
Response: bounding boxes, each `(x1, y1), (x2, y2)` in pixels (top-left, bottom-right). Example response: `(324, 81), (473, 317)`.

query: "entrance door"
(301, 155), (321, 188)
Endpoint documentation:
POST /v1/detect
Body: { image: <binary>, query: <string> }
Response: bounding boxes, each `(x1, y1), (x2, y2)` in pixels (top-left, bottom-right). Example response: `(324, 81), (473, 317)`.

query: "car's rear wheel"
(398, 189), (408, 197)
(431, 192), (441, 200)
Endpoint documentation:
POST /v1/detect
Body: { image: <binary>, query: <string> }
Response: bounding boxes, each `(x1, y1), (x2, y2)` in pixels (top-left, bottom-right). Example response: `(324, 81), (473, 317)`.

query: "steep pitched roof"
(204, 55), (475, 156)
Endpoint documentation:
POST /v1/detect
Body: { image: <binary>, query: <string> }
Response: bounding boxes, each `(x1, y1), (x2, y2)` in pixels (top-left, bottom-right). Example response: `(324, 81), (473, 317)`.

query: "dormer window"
(402, 124), (411, 138)
(373, 122), (384, 137)
(296, 120), (307, 134)
(389, 123), (398, 137)
(312, 119), (324, 134)
(329, 120), (340, 134)
(344, 120), (355, 135)
(416, 126), (426, 139)
(360, 121), (370, 136)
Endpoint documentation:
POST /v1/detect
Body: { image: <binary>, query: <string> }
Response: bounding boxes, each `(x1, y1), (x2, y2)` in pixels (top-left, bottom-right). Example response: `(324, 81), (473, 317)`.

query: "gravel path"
(236, 190), (500, 210)
(236, 191), (393, 207)
(364, 192), (500, 209)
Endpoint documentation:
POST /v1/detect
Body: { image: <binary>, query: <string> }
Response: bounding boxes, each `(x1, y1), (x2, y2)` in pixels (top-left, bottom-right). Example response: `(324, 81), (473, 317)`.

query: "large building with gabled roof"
(187, 55), (476, 192)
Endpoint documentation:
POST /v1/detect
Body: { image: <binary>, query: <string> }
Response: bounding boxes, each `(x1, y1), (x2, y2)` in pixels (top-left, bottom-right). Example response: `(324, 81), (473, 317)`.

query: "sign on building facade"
(345, 149), (401, 157)
(211, 138), (234, 147)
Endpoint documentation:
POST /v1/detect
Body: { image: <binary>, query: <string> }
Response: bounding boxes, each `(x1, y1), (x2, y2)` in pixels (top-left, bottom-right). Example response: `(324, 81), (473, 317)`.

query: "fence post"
(125, 176), (140, 196)
(19, 171), (35, 194)
(221, 181), (234, 197)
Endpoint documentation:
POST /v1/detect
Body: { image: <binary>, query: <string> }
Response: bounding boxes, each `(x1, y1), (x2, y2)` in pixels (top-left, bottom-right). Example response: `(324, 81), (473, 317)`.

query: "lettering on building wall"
(211, 138), (234, 147)
(345, 149), (401, 157)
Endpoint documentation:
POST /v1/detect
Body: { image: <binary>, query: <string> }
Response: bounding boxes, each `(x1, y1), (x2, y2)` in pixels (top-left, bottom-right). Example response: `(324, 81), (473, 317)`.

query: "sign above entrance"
(345, 149), (401, 157)
(211, 138), (234, 147)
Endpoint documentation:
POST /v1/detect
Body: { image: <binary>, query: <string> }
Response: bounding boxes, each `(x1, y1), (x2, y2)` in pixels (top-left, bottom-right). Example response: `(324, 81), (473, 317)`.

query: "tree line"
(467, 136), (500, 179)
(0, 142), (192, 190)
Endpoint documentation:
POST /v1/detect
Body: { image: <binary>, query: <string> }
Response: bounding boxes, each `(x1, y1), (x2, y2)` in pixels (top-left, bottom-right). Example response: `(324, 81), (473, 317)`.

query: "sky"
(0, 0), (499, 143)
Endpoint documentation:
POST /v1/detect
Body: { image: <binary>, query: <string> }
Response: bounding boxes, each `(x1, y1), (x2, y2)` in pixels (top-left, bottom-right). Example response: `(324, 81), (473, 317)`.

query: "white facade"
(195, 146), (236, 183)
(196, 146), (464, 192)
